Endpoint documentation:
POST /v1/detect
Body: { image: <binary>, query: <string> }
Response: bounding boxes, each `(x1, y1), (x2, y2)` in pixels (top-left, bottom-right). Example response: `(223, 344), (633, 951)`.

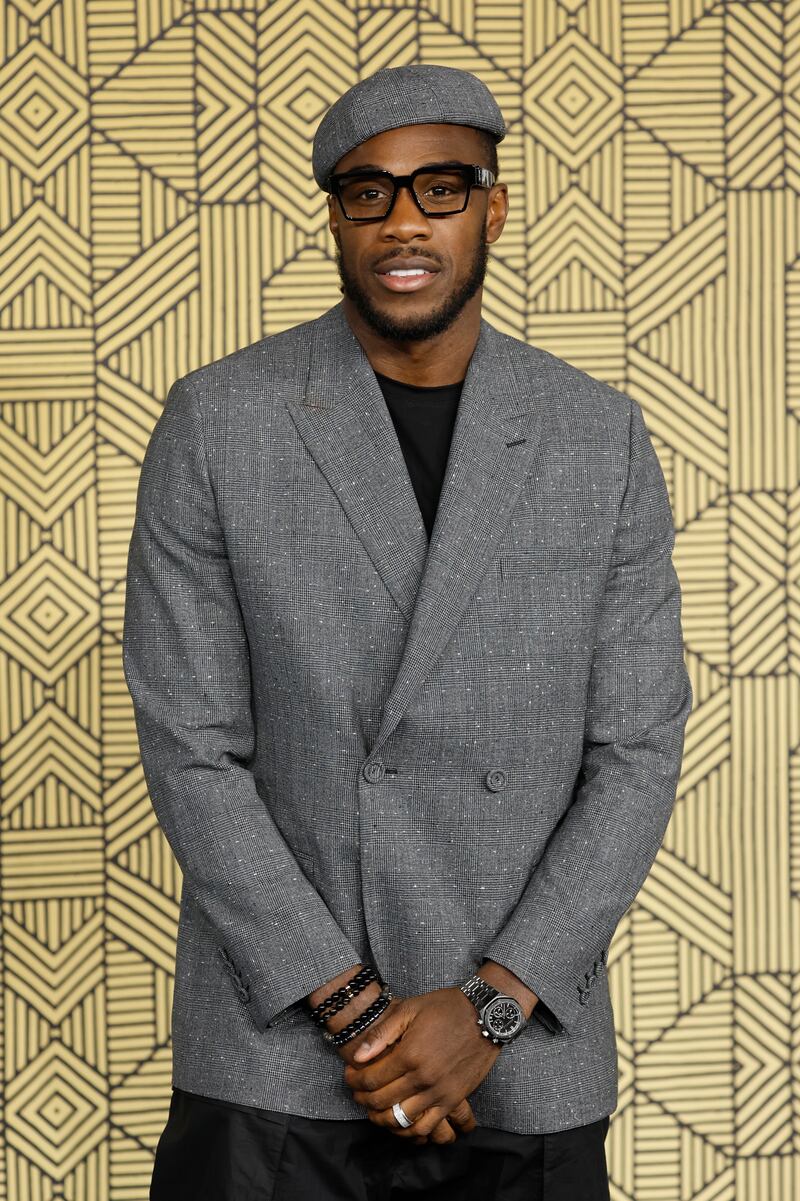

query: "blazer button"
(485, 769), (507, 792)
(363, 760), (385, 783)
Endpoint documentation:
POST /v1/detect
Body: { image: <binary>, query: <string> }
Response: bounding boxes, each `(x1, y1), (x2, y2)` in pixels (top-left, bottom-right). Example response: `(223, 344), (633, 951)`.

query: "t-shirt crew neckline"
(373, 370), (466, 393)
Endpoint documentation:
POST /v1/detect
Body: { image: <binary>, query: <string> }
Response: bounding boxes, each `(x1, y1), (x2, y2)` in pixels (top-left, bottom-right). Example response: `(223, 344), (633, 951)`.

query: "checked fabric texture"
(0, 2), (799, 1199)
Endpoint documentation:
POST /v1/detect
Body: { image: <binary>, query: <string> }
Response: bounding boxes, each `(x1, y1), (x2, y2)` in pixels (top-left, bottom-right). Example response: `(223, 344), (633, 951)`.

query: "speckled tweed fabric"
(311, 64), (507, 192)
(122, 299), (693, 1135)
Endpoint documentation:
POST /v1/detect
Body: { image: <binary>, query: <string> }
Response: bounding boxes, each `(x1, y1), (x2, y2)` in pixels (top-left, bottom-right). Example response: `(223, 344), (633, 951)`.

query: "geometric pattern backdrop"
(0, 0), (798, 1197)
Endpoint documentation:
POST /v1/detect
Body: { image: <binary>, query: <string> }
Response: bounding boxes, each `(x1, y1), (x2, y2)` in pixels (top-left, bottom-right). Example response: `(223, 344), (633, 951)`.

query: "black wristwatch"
(459, 973), (527, 1046)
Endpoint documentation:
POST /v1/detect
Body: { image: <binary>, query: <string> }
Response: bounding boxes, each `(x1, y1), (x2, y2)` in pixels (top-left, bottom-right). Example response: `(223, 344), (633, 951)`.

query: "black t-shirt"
(373, 369), (465, 540)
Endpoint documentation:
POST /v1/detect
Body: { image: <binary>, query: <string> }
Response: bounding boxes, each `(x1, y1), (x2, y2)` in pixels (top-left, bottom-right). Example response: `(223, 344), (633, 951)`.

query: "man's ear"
(486, 184), (508, 245)
(328, 198), (340, 247)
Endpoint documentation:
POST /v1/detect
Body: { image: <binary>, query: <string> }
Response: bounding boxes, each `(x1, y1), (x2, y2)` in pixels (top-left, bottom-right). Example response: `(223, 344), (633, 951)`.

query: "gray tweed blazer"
(122, 299), (692, 1135)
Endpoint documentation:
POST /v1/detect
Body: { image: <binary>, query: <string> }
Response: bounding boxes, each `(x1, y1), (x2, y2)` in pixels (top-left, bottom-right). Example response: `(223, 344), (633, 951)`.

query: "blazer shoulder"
(176, 313), (321, 406)
(497, 325), (634, 440)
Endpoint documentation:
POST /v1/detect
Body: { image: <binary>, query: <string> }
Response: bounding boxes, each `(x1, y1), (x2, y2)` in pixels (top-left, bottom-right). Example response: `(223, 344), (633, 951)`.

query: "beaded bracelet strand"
(308, 964), (381, 1027)
(322, 985), (394, 1047)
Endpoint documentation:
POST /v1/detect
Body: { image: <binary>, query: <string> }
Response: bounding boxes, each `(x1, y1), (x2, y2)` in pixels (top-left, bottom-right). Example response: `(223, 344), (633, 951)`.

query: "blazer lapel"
(284, 300), (545, 754)
(285, 302), (429, 624)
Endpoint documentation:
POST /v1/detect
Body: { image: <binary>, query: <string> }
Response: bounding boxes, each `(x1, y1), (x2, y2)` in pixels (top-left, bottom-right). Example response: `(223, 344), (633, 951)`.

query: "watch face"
(483, 996), (525, 1038)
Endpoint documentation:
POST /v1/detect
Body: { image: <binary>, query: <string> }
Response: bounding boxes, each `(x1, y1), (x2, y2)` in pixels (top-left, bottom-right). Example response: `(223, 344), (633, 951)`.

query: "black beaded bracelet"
(322, 985), (394, 1047)
(308, 965), (374, 1025)
(309, 965), (382, 1028)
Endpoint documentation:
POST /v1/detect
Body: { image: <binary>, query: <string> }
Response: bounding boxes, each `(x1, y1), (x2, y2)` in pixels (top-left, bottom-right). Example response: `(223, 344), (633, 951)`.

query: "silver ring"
(392, 1101), (415, 1128)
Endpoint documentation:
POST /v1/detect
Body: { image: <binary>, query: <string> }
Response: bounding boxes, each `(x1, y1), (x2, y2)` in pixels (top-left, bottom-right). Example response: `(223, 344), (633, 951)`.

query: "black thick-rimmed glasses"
(329, 162), (496, 222)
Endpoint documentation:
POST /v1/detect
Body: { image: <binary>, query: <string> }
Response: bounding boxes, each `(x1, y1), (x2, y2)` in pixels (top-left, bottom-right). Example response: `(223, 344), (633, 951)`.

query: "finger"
(428, 1118), (457, 1145)
(344, 1051), (411, 1094)
(344, 1019), (421, 1091)
(380, 1099), (447, 1140)
(393, 1105), (447, 1140)
(352, 1002), (411, 1063)
(349, 1071), (418, 1111)
(363, 1104), (429, 1139)
(446, 1098), (477, 1135)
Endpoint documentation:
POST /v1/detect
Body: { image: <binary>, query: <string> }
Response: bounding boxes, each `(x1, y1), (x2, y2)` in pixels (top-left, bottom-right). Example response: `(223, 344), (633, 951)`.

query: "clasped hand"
(339, 987), (501, 1145)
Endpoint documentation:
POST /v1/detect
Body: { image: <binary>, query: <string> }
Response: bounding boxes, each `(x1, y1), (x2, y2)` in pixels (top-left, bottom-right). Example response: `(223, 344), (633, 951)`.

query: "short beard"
(334, 228), (489, 343)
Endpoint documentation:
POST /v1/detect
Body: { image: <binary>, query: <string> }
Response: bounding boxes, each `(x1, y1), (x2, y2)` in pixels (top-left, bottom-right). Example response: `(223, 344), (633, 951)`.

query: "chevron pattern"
(0, 1), (799, 1197)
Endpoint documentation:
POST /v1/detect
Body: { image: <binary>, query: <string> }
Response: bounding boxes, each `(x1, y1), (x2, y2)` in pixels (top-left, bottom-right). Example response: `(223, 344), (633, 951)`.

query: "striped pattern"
(0, 1), (797, 1197)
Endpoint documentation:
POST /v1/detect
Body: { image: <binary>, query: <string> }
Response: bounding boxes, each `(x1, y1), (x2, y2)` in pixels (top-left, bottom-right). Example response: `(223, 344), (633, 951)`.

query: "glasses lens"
(338, 174), (393, 218)
(414, 170), (468, 212)
(338, 170), (468, 218)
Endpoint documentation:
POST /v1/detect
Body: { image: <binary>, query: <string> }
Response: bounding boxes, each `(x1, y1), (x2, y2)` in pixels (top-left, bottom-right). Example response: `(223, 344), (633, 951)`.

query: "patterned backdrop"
(0, 0), (797, 1197)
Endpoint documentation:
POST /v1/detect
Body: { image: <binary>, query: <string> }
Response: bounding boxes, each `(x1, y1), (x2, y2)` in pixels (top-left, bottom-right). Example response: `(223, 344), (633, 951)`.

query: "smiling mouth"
(375, 268), (440, 293)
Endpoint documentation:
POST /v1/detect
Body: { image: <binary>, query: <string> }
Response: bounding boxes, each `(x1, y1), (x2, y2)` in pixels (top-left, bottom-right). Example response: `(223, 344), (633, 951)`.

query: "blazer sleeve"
(481, 395), (693, 1036)
(122, 374), (363, 1031)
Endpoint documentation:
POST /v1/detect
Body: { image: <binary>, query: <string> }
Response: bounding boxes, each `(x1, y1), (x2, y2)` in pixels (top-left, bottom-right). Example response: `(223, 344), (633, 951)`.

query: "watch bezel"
(479, 993), (526, 1042)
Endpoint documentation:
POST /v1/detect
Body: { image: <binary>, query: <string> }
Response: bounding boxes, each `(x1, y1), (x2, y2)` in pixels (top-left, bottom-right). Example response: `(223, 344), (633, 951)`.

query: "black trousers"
(151, 1086), (611, 1200)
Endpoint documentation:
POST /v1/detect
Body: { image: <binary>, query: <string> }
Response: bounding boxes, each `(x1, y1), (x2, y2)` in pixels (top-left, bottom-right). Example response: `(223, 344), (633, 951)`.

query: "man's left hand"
(342, 986), (501, 1139)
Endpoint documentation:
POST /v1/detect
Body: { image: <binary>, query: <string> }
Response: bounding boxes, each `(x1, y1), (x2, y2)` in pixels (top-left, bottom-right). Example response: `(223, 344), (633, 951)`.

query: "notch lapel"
(284, 301), (545, 754)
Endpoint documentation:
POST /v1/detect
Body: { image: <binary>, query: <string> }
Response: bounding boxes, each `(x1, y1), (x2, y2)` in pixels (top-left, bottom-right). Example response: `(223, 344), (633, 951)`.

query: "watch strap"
(459, 973), (500, 1010)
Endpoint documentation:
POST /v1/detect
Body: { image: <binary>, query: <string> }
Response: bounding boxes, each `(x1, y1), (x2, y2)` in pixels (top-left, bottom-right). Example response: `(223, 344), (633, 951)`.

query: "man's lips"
(374, 268), (440, 292)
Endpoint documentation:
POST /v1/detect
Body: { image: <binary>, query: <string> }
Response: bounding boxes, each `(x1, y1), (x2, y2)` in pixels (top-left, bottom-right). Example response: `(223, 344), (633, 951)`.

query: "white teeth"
(386, 268), (430, 276)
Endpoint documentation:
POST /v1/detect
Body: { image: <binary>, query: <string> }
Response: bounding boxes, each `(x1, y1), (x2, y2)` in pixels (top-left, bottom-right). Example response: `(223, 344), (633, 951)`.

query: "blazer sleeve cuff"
(479, 929), (606, 1037)
(224, 936), (366, 1031)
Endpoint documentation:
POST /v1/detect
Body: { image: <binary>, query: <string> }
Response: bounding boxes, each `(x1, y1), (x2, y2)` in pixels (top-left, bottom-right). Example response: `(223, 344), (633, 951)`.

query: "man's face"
(328, 124), (508, 343)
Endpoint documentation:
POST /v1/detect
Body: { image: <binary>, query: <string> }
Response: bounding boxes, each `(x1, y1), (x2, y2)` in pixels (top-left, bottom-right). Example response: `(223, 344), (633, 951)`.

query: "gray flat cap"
(312, 64), (506, 192)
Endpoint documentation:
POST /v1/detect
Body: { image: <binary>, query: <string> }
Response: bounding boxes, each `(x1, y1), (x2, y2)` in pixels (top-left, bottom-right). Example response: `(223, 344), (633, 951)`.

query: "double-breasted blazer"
(122, 299), (693, 1135)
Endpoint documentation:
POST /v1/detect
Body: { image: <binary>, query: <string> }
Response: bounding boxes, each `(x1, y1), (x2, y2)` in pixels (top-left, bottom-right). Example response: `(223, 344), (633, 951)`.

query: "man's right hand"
(307, 968), (476, 1145)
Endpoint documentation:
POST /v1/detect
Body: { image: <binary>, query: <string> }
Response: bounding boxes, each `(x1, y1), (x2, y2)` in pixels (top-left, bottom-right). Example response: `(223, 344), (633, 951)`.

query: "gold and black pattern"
(1, 2), (797, 1197)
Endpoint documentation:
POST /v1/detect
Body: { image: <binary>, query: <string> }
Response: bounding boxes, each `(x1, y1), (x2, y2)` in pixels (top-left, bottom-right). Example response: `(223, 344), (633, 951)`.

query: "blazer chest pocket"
(496, 550), (608, 662)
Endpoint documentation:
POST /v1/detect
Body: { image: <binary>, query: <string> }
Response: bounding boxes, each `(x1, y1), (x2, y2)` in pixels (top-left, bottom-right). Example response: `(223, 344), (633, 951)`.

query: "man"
(123, 63), (693, 1200)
